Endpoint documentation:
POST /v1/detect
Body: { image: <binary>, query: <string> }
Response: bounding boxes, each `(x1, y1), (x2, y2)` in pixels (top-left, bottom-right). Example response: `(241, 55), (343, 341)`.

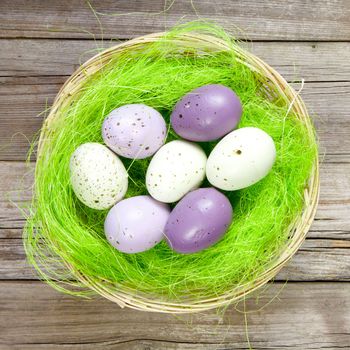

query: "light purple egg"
(102, 104), (167, 159)
(104, 195), (170, 254)
(164, 188), (233, 254)
(170, 84), (242, 142)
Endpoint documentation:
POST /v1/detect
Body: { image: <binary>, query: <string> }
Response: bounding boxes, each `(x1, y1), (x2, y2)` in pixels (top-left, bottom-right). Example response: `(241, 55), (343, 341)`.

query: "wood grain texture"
(1, 39), (350, 81)
(1, 1), (350, 347)
(0, 281), (349, 349)
(1, 0), (350, 41)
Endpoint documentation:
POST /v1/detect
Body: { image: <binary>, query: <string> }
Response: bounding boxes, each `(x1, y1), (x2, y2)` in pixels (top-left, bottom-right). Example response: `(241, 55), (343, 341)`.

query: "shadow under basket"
(29, 31), (320, 314)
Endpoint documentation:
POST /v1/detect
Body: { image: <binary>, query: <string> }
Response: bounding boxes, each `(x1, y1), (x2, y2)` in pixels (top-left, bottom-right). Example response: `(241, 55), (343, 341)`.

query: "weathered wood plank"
(1, 237), (349, 281)
(1, 78), (350, 160)
(1, 40), (350, 82)
(0, 76), (63, 160)
(1, 0), (350, 41)
(276, 239), (350, 281)
(0, 77), (60, 160)
(0, 281), (349, 349)
(0, 162), (33, 229)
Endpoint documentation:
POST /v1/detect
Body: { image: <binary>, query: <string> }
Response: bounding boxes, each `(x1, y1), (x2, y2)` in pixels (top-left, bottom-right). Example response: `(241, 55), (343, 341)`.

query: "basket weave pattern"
(39, 33), (320, 313)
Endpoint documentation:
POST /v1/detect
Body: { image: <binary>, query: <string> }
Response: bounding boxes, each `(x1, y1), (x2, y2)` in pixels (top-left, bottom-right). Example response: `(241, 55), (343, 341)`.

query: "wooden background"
(1, 1), (349, 349)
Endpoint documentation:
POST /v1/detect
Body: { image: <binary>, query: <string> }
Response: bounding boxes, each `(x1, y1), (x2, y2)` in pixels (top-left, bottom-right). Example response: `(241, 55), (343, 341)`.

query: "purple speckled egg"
(102, 104), (167, 159)
(164, 188), (233, 254)
(105, 195), (170, 254)
(170, 84), (242, 142)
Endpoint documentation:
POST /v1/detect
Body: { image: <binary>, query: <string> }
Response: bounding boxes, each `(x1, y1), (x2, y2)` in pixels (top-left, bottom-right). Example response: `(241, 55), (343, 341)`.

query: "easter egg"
(102, 104), (167, 159)
(69, 142), (128, 210)
(146, 140), (207, 203)
(164, 188), (233, 254)
(104, 195), (170, 253)
(206, 127), (276, 191)
(170, 84), (242, 141)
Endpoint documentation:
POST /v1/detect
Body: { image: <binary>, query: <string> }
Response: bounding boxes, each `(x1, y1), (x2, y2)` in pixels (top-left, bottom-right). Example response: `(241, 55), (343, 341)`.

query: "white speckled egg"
(146, 140), (207, 203)
(206, 127), (276, 191)
(69, 142), (128, 210)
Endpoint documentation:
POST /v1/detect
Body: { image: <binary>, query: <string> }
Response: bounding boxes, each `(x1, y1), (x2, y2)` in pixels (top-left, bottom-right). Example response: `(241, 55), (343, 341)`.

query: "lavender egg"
(102, 104), (167, 159)
(164, 188), (233, 254)
(104, 195), (170, 254)
(170, 84), (242, 142)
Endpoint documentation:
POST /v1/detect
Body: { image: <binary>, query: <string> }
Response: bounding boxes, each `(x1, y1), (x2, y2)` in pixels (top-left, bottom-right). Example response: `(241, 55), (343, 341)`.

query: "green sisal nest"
(24, 22), (318, 312)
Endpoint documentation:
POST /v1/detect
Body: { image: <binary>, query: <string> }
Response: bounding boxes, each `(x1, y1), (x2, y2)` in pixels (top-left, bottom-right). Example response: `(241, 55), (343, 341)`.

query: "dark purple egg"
(164, 188), (233, 254)
(170, 84), (242, 142)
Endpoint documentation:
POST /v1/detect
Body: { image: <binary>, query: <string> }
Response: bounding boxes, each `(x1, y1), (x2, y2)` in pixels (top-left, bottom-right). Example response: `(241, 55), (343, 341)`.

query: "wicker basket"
(38, 32), (320, 313)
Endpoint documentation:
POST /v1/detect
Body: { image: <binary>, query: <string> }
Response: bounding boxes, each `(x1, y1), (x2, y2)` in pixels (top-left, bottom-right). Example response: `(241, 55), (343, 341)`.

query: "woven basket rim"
(38, 32), (320, 313)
